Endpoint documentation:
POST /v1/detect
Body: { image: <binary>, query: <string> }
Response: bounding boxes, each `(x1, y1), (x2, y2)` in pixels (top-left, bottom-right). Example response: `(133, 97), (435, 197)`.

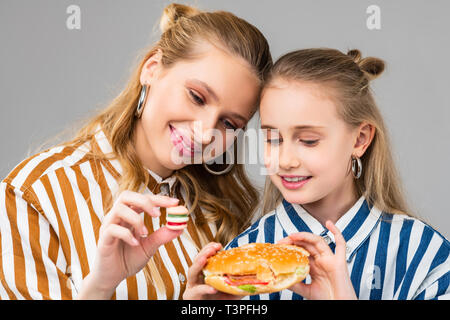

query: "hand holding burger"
(183, 242), (242, 300)
(278, 220), (357, 300)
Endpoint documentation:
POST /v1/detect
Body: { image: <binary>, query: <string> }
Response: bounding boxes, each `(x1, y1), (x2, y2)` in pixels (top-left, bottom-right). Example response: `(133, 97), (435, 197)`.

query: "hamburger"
(166, 205), (189, 230)
(202, 243), (309, 295)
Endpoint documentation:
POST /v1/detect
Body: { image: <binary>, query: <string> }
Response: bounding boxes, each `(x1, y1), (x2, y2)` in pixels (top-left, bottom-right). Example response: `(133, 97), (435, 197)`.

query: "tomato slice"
(167, 221), (187, 226)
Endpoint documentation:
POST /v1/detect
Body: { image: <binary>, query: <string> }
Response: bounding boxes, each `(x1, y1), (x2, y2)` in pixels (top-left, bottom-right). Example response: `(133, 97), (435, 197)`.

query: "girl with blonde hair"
(0, 3), (272, 299)
(185, 48), (449, 300)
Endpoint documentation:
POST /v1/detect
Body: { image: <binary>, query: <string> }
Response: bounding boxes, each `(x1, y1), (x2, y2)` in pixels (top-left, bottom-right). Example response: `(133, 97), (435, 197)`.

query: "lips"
(280, 175), (312, 190)
(169, 124), (201, 157)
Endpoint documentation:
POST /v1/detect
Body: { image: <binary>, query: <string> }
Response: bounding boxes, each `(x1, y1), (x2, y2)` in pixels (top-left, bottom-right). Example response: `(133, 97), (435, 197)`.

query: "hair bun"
(347, 49), (385, 80)
(347, 49), (362, 64)
(159, 3), (201, 33)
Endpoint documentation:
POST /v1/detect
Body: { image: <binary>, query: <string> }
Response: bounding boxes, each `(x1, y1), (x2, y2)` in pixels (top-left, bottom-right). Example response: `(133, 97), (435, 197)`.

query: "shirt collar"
(93, 126), (177, 194)
(275, 195), (382, 262)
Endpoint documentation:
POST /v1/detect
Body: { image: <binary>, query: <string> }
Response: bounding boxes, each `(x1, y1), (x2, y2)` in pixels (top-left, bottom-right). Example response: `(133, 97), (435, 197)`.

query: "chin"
(280, 191), (310, 205)
(160, 155), (188, 171)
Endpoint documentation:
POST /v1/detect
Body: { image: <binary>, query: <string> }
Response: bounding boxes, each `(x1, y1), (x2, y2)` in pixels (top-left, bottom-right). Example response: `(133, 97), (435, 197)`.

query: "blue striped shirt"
(225, 196), (450, 300)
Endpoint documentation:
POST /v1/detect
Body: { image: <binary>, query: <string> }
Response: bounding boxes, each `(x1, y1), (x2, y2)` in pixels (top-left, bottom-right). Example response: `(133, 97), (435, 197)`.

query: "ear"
(139, 49), (163, 86)
(353, 122), (375, 157)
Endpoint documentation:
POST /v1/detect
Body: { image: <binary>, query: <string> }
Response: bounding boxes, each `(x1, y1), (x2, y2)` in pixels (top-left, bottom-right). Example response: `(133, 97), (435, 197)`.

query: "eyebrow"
(187, 78), (220, 104)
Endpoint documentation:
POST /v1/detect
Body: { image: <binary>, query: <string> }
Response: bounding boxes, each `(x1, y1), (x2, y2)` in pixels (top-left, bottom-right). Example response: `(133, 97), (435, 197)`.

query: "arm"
(0, 182), (73, 299)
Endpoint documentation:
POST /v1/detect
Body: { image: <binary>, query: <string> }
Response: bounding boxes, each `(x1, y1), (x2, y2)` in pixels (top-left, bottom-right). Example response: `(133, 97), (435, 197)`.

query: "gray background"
(1, 0), (449, 238)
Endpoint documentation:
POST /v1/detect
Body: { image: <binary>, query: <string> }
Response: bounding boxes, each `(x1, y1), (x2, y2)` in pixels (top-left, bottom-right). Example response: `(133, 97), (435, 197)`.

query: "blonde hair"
(261, 48), (411, 218)
(44, 3), (272, 294)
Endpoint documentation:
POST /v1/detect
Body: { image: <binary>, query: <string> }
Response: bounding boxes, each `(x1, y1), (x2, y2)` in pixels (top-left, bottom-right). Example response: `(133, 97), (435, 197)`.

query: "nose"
(191, 108), (221, 145)
(278, 143), (301, 170)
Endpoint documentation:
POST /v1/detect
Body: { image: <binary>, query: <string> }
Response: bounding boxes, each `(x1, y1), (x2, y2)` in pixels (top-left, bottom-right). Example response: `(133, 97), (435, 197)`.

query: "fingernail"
(132, 238), (140, 246)
(141, 226), (148, 237)
(170, 198), (179, 203)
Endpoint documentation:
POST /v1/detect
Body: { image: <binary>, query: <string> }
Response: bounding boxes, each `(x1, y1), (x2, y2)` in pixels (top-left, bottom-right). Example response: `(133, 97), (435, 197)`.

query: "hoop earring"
(203, 147), (235, 175)
(203, 162), (234, 175)
(135, 85), (148, 118)
(351, 155), (362, 179)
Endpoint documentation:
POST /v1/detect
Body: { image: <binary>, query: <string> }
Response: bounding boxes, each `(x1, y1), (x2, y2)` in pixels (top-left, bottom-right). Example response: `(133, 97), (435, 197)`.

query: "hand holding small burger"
(278, 220), (357, 300)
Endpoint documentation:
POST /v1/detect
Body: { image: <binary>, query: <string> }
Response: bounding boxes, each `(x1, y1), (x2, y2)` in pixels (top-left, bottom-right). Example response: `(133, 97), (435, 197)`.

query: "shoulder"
(225, 209), (279, 249)
(2, 141), (92, 194)
(384, 214), (450, 299)
(378, 213), (449, 284)
(381, 212), (449, 250)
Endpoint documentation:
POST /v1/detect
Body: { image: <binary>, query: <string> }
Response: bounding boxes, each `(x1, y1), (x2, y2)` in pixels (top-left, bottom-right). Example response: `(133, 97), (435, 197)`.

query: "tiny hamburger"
(202, 243), (309, 295)
(166, 205), (189, 230)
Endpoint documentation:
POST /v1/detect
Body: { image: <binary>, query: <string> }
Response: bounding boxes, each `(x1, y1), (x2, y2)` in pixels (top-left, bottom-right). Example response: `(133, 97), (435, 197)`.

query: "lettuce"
(238, 284), (257, 293)
(296, 266), (307, 275)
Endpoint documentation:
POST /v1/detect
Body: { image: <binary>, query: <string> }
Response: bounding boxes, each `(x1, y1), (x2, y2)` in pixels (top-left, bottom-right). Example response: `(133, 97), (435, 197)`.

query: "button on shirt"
(226, 196), (450, 300)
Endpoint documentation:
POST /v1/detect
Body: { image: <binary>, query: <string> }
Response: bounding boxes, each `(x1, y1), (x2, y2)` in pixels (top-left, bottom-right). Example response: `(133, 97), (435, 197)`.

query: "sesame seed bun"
(166, 205), (189, 215)
(202, 243), (309, 295)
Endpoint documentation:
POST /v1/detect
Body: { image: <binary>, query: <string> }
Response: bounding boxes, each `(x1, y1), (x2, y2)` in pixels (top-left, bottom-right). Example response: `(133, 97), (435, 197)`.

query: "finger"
(104, 203), (148, 237)
(286, 240), (320, 258)
(141, 226), (183, 257)
(289, 232), (332, 256)
(184, 284), (217, 300)
(117, 191), (179, 218)
(326, 220), (346, 258)
(195, 242), (222, 263)
(289, 281), (311, 299)
(276, 237), (293, 245)
(213, 291), (243, 300)
(147, 194), (180, 209)
(188, 243), (222, 285)
(100, 224), (139, 247)
(277, 234), (318, 256)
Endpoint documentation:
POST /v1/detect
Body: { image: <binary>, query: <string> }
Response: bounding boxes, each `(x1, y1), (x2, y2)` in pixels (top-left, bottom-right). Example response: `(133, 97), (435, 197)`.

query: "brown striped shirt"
(0, 128), (216, 299)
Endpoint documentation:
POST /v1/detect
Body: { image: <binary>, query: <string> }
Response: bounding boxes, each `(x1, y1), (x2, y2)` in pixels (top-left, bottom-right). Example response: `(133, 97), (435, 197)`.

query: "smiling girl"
(0, 3), (272, 299)
(185, 48), (449, 300)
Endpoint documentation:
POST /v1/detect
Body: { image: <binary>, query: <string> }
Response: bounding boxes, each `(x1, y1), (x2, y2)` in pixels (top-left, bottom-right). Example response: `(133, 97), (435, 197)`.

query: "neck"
(134, 119), (173, 179)
(301, 175), (359, 227)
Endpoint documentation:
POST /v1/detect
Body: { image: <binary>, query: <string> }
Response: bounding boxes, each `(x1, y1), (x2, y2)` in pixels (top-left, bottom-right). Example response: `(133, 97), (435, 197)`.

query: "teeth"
(181, 138), (191, 150)
(283, 176), (310, 182)
(172, 127), (193, 151)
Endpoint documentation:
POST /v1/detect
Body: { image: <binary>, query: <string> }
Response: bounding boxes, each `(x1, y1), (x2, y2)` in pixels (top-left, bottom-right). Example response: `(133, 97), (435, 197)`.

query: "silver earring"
(203, 147), (235, 175)
(135, 85), (148, 118)
(351, 156), (362, 179)
(203, 162), (235, 175)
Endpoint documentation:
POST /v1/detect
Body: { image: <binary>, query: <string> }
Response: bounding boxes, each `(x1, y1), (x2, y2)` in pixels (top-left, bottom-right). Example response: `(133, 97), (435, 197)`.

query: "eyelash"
(188, 89), (205, 105)
(301, 139), (319, 146)
(264, 139), (319, 146)
(223, 120), (237, 130)
(188, 89), (237, 130)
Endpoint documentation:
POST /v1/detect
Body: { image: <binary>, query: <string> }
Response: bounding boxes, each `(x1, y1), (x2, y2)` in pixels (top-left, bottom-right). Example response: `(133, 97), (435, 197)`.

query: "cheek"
(312, 145), (351, 183)
(146, 83), (187, 120)
(263, 145), (280, 171)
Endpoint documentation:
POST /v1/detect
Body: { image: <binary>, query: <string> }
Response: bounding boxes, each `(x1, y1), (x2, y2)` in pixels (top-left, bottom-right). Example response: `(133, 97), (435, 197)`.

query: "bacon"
(224, 274), (270, 286)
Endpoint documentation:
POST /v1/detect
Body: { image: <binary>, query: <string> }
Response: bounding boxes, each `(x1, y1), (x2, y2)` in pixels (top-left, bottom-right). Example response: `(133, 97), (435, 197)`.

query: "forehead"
(260, 79), (340, 128)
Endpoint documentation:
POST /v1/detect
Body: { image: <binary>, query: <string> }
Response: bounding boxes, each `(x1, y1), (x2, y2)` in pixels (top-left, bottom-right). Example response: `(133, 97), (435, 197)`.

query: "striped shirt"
(0, 128), (216, 300)
(225, 196), (450, 300)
